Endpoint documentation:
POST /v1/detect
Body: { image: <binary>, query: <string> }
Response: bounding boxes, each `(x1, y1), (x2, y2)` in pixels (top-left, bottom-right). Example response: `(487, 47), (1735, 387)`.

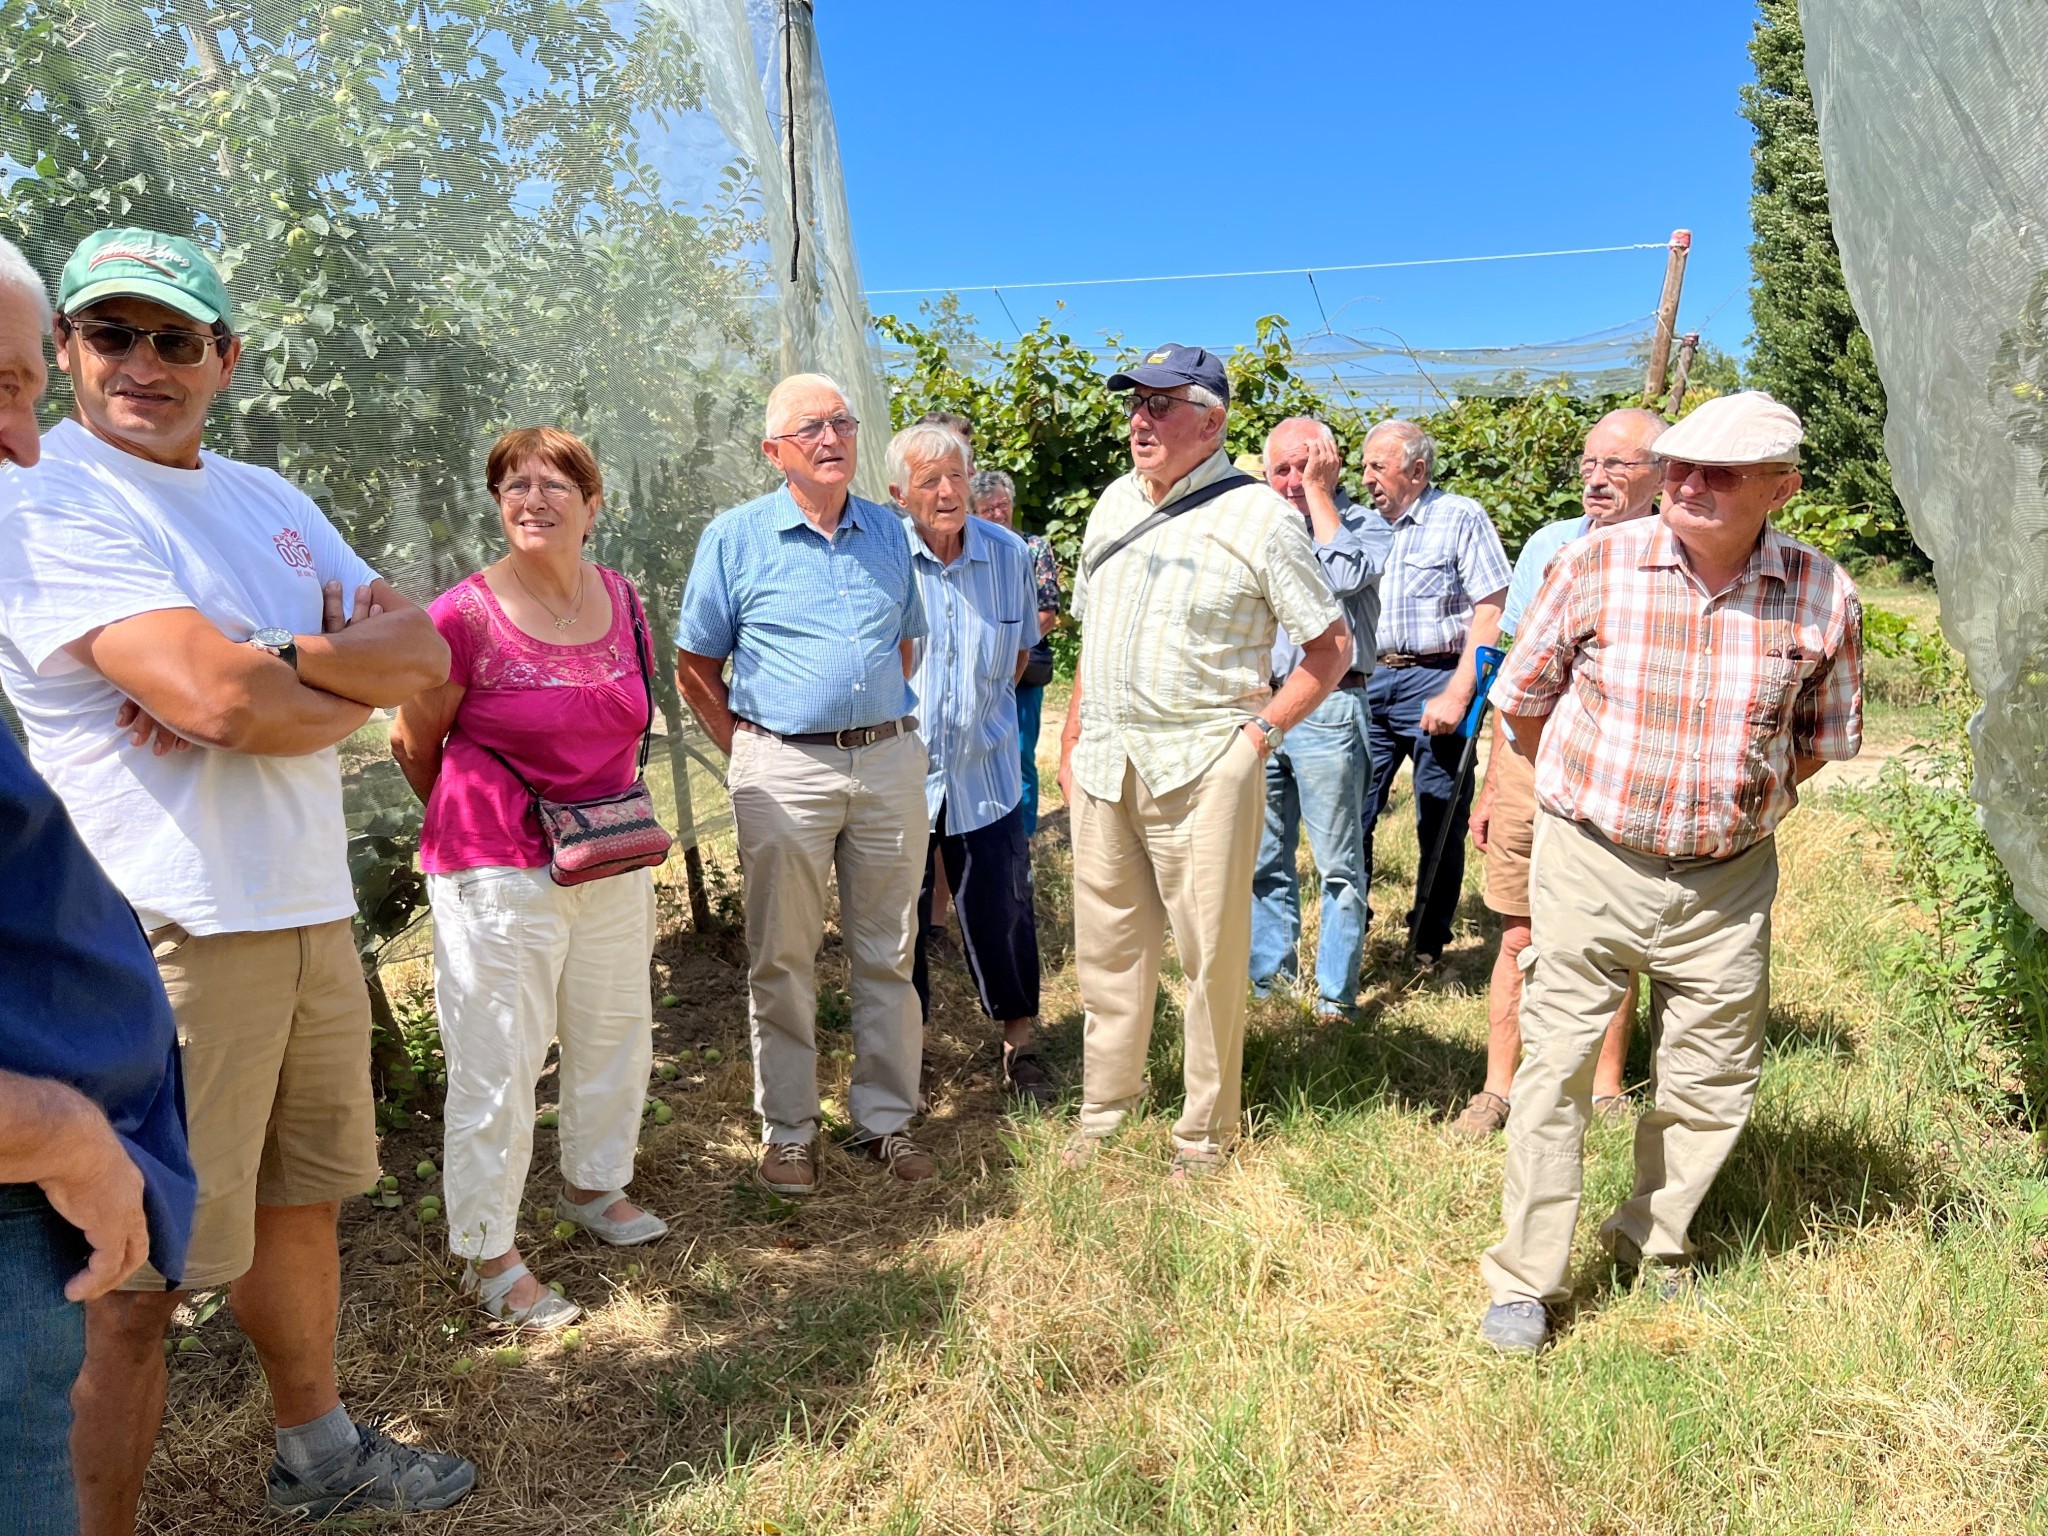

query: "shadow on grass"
(1555, 1092), (1963, 1328)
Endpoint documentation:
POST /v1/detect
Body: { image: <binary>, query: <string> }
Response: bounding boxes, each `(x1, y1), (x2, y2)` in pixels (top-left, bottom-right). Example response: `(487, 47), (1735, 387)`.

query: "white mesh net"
(1, 2), (885, 892)
(1803, 0), (2048, 923)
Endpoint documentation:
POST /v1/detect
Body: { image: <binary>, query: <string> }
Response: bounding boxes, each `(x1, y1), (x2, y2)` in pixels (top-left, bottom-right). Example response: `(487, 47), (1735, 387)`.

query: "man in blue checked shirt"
(890, 425), (1054, 1107)
(1358, 420), (1512, 968)
(1248, 418), (1390, 1020)
(676, 373), (937, 1195)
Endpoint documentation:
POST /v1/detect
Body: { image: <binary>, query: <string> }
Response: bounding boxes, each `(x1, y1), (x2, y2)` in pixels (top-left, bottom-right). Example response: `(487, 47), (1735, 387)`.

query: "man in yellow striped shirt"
(1057, 344), (1349, 1179)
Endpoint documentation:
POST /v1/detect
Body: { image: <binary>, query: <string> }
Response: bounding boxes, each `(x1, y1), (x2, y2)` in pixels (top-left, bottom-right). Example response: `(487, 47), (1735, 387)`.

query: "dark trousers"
(1365, 658), (1475, 956)
(914, 803), (1041, 1024)
(0, 1184), (87, 1536)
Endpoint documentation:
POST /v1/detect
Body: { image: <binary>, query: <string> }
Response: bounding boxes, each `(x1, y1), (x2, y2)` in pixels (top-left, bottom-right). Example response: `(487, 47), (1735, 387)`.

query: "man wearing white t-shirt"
(0, 228), (470, 1525)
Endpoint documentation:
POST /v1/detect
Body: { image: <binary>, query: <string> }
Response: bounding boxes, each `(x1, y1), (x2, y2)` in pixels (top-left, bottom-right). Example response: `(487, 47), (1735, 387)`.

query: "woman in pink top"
(392, 427), (666, 1330)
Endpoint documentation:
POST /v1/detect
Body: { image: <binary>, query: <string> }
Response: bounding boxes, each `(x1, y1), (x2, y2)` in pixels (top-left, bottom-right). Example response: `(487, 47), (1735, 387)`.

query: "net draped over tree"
(0, 0), (886, 1012)
(1803, 0), (2048, 924)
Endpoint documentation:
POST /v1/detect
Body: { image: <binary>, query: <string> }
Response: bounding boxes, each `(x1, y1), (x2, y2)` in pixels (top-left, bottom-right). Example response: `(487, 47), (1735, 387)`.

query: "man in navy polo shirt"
(677, 373), (935, 1196)
(0, 232), (193, 1536)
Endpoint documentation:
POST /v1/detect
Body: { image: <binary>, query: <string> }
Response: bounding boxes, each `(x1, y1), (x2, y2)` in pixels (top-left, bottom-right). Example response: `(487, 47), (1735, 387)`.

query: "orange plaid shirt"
(1491, 517), (1862, 860)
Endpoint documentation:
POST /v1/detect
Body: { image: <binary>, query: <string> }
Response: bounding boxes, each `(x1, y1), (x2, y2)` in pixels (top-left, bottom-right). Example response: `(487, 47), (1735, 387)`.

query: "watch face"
(252, 627), (294, 648)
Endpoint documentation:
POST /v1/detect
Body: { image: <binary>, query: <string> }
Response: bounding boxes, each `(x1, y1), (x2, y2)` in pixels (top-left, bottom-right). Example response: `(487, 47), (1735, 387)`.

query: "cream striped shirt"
(1070, 449), (1344, 802)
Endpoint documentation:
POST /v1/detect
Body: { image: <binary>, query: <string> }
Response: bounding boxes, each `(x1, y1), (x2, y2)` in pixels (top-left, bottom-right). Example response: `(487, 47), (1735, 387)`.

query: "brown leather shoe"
(756, 1140), (817, 1196)
(1002, 1046), (1058, 1108)
(857, 1131), (935, 1184)
(1450, 1091), (1511, 1139)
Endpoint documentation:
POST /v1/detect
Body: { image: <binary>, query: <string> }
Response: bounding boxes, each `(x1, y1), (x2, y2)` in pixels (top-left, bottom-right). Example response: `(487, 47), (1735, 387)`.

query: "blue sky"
(816, 1), (1761, 371)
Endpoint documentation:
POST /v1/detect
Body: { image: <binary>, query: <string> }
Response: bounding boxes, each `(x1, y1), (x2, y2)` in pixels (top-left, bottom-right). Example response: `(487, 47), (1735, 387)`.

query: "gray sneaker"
(1479, 1300), (1550, 1354)
(1609, 1232), (1695, 1303)
(267, 1420), (476, 1517)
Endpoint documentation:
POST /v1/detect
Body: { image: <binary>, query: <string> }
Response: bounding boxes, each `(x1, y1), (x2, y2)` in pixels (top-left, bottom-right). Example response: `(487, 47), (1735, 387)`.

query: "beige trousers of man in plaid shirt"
(1480, 809), (1780, 1304)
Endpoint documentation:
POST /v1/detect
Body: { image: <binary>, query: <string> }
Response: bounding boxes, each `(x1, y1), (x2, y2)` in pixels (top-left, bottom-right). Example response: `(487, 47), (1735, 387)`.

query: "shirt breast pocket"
(1406, 558), (1460, 611)
(983, 617), (1025, 683)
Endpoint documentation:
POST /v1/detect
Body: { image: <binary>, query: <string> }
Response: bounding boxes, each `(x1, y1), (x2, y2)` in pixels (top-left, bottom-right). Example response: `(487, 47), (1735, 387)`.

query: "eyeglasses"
(65, 318), (223, 369)
(498, 477), (580, 504)
(1129, 392), (1209, 422)
(770, 413), (860, 447)
(1662, 459), (1790, 493)
(1577, 456), (1656, 480)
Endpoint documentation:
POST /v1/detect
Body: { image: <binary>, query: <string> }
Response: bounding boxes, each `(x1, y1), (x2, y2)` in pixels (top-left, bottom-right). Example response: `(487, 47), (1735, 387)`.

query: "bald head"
(1579, 407), (1668, 525)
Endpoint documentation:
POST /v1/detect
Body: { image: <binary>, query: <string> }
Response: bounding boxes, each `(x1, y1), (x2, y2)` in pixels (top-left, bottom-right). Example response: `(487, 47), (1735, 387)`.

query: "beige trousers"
(728, 727), (928, 1145)
(1481, 811), (1778, 1305)
(1071, 732), (1266, 1157)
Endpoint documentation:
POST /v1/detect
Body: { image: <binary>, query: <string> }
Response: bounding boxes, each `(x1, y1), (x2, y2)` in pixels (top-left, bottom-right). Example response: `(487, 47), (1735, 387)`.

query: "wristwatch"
(250, 626), (298, 671)
(1249, 716), (1284, 754)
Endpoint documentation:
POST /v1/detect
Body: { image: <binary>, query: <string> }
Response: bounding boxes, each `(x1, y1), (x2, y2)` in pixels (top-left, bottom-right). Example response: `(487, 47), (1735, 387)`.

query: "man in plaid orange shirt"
(1475, 392), (1864, 1354)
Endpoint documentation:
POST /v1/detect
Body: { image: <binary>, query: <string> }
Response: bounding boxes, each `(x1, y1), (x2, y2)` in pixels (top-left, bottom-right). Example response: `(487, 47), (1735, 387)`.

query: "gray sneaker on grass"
(1479, 1300), (1550, 1354)
(267, 1420), (475, 1518)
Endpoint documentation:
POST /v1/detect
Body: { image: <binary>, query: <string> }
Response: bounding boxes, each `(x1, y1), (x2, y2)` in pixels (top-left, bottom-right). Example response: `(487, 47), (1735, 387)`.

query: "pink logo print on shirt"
(273, 528), (316, 576)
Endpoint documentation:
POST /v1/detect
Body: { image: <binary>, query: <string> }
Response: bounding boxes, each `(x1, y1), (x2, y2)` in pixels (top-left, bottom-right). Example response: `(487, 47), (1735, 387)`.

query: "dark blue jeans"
(1016, 684), (1046, 837)
(1365, 659), (1476, 957)
(915, 803), (1042, 1024)
(0, 1184), (86, 1536)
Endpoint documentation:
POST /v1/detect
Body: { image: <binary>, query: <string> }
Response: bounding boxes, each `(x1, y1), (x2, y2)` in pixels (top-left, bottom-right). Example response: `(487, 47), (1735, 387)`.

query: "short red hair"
(485, 426), (603, 502)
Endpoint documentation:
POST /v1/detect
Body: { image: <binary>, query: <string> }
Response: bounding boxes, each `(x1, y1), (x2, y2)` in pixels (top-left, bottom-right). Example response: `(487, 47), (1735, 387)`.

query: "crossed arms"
(63, 578), (449, 758)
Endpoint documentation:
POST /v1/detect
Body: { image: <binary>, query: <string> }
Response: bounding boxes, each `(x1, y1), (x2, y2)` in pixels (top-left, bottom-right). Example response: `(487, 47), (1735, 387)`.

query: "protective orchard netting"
(0, 0), (882, 957)
(1802, 0), (2048, 925)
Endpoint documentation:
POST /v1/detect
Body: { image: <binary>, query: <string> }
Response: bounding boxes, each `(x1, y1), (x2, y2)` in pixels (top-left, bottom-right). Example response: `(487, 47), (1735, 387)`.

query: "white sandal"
(462, 1260), (581, 1330)
(555, 1189), (668, 1247)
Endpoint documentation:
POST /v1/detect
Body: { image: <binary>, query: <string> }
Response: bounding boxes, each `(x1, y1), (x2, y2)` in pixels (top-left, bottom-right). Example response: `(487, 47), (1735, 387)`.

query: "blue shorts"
(0, 1183), (86, 1536)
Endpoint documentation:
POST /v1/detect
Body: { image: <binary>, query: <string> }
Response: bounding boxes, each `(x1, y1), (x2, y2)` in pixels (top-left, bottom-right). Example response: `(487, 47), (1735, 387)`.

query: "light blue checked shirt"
(675, 485), (926, 737)
(1374, 486), (1512, 656)
(906, 516), (1040, 833)
(1268, 489), (1392, 680)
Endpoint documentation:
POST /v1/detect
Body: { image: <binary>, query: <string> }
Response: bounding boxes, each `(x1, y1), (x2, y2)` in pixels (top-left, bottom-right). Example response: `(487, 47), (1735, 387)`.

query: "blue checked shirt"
(675, 485), (926, 736)
(1268, 489), (1392, 680)
(907, 516), (1040, 833)
(1373, 486), (1512, 656)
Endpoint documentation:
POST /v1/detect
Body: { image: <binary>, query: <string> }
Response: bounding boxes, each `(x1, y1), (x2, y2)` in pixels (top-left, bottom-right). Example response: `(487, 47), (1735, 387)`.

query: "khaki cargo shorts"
(123, 919), (380, 1292)
(1480, 735), (1539, 919)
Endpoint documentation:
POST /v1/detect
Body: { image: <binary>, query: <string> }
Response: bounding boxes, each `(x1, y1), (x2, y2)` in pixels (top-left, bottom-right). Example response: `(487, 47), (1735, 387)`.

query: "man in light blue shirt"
(677, 373), (936, 1194)
(1249, 417), (1391, 1018)
(1451, 406), (1666, 1138)
(891, 425), (1053, 1106)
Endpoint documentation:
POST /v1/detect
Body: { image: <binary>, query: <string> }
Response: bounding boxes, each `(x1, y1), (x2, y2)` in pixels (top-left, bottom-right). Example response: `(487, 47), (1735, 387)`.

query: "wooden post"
(1642, 229), (1692, 406)
(1664, 332), (1701, 417)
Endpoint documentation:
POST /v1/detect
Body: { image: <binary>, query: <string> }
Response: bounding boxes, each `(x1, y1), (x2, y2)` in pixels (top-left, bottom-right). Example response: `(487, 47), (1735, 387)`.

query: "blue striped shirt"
(1375, 486), (1512, 655)
(675, 485), (927, 736)
(907, 516), (1040, 833)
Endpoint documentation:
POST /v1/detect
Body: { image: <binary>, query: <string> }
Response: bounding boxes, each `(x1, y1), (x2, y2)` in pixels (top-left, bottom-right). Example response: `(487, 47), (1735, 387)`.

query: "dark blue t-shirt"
(0, 728), (192, 1284)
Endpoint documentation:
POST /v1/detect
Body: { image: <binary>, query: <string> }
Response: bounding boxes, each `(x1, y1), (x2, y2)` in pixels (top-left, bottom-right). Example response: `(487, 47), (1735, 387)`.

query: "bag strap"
(1083, 472), (1256, 579)
(477, 573), (658, 798)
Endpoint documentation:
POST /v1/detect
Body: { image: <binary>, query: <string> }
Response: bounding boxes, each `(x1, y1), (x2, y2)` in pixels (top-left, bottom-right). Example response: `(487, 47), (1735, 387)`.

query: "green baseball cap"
(57, 228), (233, 331)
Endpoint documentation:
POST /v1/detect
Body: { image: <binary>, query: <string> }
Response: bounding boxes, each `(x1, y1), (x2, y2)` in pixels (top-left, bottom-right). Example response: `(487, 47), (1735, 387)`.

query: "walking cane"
(1408, 643), (1506, 957)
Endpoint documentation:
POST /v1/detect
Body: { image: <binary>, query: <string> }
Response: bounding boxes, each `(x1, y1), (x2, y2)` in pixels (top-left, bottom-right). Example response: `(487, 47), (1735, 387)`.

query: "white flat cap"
(1652, 390), (1803, 467)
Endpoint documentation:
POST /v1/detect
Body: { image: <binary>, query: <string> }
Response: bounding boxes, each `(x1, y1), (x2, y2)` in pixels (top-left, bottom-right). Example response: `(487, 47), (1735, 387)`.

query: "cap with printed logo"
(1107, 343), (1229, 404)
(57, 228), (234, 331)
(1652, 390), (1803, 467)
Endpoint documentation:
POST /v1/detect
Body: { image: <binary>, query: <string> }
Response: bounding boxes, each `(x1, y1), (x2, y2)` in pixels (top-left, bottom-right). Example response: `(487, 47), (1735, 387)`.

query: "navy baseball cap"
(1107, 343), (1229, 404)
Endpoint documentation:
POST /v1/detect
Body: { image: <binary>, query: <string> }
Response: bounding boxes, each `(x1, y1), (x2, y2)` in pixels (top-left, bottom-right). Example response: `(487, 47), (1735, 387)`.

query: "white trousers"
(429, 865), (657, 1259)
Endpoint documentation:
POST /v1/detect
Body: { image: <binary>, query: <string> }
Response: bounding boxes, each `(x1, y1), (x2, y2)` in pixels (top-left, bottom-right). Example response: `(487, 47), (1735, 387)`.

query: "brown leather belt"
(735, 715), (917, 749)
(1376, 650), (1461, 670)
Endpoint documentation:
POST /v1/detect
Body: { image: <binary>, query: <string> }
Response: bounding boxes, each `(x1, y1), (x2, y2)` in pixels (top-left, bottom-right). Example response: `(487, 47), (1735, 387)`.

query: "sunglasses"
(65, 318), (224, 369)
(1662, 459), (1792, 493)
(1129, 392), (1209, 422)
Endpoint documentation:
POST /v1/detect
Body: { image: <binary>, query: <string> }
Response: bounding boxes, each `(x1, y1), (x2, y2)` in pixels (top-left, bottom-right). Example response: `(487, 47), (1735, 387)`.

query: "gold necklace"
(510, 561), (586, 631)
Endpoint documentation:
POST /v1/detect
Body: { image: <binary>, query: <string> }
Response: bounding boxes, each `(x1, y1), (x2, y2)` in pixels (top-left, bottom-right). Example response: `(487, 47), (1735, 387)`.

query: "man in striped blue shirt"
(890, 424), (1053, 1106)
(677, 374), (936, 1194)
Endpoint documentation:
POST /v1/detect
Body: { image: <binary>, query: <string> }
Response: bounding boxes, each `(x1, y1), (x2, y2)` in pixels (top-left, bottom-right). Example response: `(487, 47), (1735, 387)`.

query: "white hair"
(1186, 383), (1225, 412)
(887, 421), (973, 492)
(0, 235), (53, 330)
(1263, 415), (1336, 469)
(1365, 418), (1436, 481)
(764, 371), (850, 438)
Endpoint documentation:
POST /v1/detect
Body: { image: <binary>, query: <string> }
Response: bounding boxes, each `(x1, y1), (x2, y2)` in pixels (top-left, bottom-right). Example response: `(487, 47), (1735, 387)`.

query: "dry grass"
(146, 708), (2048, 1534)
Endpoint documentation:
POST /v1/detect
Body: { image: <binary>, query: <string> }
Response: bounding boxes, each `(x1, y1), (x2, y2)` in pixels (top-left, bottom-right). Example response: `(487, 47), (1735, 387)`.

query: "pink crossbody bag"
(482, 597), (674, 886)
